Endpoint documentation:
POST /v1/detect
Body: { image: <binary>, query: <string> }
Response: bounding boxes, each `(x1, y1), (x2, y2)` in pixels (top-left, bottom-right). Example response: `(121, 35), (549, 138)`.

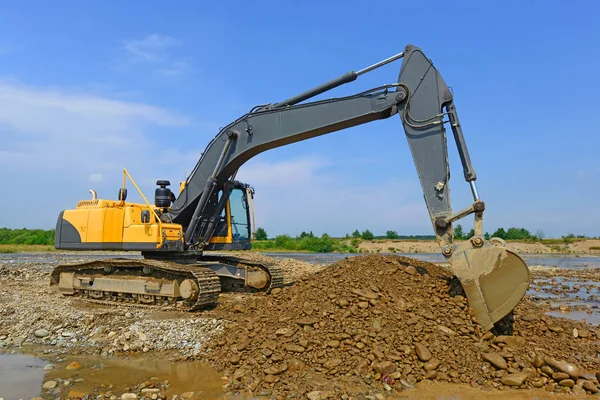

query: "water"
(0, 353), (48, 399)
(263, 251), (600, 269)
(0, 352), (226, 399)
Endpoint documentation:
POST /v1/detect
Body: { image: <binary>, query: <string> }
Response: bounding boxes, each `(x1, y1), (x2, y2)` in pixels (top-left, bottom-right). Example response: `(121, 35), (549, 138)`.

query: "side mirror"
(141, 210), (150, 223)
(118, 188), (128, 201)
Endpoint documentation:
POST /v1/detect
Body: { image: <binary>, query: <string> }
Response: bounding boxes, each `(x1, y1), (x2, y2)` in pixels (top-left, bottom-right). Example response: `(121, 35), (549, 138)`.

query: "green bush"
(0, 228), (55, 245)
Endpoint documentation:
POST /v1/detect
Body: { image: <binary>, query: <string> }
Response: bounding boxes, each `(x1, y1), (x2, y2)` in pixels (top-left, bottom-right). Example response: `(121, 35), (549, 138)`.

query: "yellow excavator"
(51, 45), (531, 330)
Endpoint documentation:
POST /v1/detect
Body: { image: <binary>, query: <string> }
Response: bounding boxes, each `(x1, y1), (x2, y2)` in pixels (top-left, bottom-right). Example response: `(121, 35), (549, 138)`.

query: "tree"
(299, 231), (314, 238)
(492, 228), (507, 239)
(467, 228), (475, 238)
(453, 224), (465, 240)
(484, 232), (491, 240)
(386, 230), (399, 239)
(255, 227), (268, 240)
(535, 229), (545, 240)
(361, 229), (374, 240)
(352, 229), (361, 238)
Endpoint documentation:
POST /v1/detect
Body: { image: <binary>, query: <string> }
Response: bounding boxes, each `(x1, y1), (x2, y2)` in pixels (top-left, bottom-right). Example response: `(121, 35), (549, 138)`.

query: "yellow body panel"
(61, 199), (186, 248)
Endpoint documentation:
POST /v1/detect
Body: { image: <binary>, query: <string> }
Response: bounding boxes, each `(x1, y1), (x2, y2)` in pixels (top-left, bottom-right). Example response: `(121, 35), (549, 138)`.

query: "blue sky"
(0, 1), (599, 238)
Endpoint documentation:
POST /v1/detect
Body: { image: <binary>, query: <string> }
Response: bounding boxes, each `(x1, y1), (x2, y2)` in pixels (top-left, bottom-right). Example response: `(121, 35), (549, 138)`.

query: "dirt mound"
(205, 254), (600, 398)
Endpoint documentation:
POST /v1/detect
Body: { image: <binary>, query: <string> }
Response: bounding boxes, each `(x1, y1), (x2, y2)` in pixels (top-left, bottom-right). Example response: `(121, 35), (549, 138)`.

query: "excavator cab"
(205, 183), (255, 251)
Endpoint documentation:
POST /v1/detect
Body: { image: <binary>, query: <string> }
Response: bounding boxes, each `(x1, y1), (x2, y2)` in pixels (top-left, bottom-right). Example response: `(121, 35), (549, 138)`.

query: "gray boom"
(164, 44), (480, 256)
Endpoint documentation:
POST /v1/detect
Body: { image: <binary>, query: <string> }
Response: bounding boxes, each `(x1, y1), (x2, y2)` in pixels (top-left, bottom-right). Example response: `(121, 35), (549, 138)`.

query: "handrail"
(122, 169), (164, 244)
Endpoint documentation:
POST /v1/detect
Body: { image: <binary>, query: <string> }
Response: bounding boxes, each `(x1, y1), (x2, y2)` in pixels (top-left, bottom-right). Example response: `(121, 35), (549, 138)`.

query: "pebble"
(373, 361), (395, 375)
(482, 352), (507, 370)
(544, 356), (580, 379)
(42, 380), (58, 389)
(61, 331), (75, 337)
(423, 358), (440, 372)
(500, 373), (528, 386)
(34, 329), (49, 338)
(415, 343), (432, 362)
(66, 361), (82, 370)
(121, 394), (137, 400)
(558, 379), (575, 388)
(583, 380), (598, 393)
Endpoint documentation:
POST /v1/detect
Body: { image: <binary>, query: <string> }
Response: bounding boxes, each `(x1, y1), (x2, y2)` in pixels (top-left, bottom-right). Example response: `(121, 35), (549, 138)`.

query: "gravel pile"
(205, 254), (600, 398)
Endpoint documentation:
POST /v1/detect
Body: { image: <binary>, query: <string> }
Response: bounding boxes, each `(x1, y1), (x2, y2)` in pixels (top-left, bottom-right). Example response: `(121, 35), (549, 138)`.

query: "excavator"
(51, 44), (531, 331)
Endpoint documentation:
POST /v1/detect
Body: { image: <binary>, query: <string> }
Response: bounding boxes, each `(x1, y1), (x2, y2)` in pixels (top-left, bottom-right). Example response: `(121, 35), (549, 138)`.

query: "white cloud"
(0, 80), (190, 179)
(89, 173), (104, 182)
(119, 34), (191, 76)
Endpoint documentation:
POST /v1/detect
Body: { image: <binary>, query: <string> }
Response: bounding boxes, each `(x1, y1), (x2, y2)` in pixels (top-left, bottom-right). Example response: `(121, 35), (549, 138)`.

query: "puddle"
(42, 354), (226, 398)
(0, 352), (48, 399)
(546, 310), (600, 326)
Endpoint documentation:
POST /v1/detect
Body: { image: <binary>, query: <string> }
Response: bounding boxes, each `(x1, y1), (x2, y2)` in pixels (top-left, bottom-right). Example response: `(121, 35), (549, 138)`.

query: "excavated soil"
(205, 254), (600, 398)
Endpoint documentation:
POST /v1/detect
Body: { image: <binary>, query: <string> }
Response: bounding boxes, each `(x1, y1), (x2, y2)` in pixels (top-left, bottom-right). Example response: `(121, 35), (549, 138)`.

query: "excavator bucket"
(449, 241), (531, 331)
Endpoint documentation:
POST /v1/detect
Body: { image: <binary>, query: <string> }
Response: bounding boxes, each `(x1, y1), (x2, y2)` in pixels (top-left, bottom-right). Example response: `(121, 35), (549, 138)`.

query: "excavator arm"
(162, 44), (530, 329)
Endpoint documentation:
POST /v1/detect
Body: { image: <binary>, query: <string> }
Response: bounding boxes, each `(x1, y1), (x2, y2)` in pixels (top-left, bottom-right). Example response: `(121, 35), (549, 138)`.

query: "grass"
(0, 244), (57, 253)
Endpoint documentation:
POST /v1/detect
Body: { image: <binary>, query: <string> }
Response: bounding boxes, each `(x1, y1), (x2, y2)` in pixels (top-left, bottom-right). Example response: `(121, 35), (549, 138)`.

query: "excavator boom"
(53, 44), (530, 330)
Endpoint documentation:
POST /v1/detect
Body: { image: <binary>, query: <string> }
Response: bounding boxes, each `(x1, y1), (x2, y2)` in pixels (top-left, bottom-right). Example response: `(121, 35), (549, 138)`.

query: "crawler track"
(50, 255), (285, 311)
(50, 259), (221, 311)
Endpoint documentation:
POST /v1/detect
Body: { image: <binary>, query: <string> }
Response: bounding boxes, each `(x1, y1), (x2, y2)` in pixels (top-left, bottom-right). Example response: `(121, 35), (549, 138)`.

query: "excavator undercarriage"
(50, 255), (284, 311)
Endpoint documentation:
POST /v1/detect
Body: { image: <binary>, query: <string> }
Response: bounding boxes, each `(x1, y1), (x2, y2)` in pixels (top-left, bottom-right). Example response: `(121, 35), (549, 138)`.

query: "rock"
(583, 380), (598, 393)
(67, 390), (86, 398)
(276, 328), (291, 336)
(230, 354), (240, 364)
(34, 329), (49, 338)
(404, 266), (417, 275)
(437, 325), (456, 336)
(373, 361), (396, 375)
(351, 288), (379, 300)
(544, 356), (580, 379)
(107, 331), (117, 339)
(425, 371), (438, 380)
(357, 301), (369, 309)
(482, 353), (507, 370)
(541, 366), (554, 376)
(232, 304), (246, 313)
(66, 361), (82, 370)
(415, 343), (432, 362)
(44, 364), (55, 370)
(423, 358), (440, 372)
(42, 380), (58, 389)
(494, 335), (526, 349)
(307, 392), (324, 400)
(271, 288), (282, 295)
(323, 358), (342, 370)
(521, 314), (537, 321)
(558, 379), (575, 388)
(533, 354), (544, 368)
(552, 372), (570, 381)
(285, 344), (305, 353)
(572, 328), (578, 338)
(548, 325), (563, 333)
(61, 331), (75, 337)
(181, 393), (197, 399)
(500, 372), (528, 386)
(578, 329), (590, 338)
(141, 389), (160, 394)
(264, 374), (279, 383)
(236, 337), (252, 351)
(264, 364), (288, 375)
(597, 371), (600, 382)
